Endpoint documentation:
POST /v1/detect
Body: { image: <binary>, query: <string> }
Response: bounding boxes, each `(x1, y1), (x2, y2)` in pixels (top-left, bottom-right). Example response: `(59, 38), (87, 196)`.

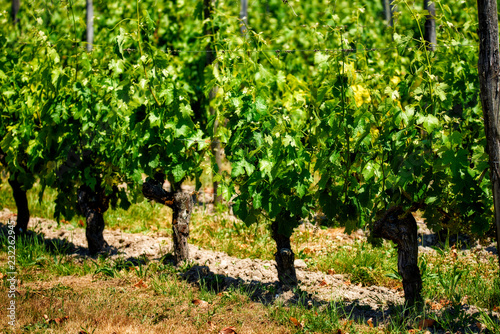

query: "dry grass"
(1, 272), (293, 333)
(3, 182), (500, 333)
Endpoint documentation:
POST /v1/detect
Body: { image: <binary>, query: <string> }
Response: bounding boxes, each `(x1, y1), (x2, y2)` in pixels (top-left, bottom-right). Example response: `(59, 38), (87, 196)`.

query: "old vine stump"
(142, 178), (193, 264)
(271, 213), (298, 287)
(78, 185), (109, 255)
(372, 207), (422, 307)
(8, 175), (30, 235)
(171, 192), (193, 263)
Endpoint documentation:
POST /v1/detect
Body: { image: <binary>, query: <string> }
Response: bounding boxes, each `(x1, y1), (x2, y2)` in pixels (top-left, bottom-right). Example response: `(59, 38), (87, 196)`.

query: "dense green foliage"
(213, 0), (487, 236)
(0, 0), (212, 219)
(0, 0), (490, 237)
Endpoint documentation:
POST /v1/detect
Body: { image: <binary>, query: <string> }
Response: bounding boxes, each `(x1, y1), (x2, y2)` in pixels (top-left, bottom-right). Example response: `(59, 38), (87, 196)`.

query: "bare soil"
(0, 208), (497, 332)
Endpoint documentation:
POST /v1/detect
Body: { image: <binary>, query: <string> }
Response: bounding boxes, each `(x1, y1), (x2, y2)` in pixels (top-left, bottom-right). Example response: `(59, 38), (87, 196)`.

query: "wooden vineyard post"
(86, 0), (94, 52)
(204, 0), (222, 206)
(11, 0), (20, 25)
(372, 207), (422, 307)
(383, 0), (395, 26)
(477, 0), (500, 268)
(142, 178), (193, 264)
(240, 0), (248, 35)
(424, 0), (436, 51)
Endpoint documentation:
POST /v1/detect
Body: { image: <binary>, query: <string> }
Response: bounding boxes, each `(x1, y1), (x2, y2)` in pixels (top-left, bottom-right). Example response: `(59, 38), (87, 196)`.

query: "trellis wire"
(14, 39), (475, 54)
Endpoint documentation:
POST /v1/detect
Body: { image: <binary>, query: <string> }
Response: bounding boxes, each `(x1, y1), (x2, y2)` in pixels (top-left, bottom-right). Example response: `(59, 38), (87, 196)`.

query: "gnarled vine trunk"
(77, 185), (109, 255)
(0, 149), (29, 235)
(372, 207), (422, 307)
(271, 211), (298, 287)
(142, 178), (193, 264)
(171, 192), (193, 262)
(8, 174), (30, 235)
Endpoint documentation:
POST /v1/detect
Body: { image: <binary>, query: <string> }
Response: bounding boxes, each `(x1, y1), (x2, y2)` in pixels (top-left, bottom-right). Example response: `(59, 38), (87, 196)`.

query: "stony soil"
(0, 208), (497, 332)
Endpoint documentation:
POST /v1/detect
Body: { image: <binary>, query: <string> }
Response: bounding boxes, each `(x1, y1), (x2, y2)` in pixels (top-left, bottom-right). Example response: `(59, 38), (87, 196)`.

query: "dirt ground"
(0, 208), (497, 332)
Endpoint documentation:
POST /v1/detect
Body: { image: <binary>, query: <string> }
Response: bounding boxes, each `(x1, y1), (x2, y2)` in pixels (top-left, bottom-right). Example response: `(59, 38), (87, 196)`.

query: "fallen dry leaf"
(207, 321), (217, 332)
(319, 280), (327, 286)
(290, 317), (304, 328)
(476, 322), (486, 331)
(418, 318), (436, 329)
(327, 269), (335, 275)
(342, 319), (353, 326)
(0, 272), (4, 279)
(430, 301), (443, 310)
(344, 279), (351, 286)
(54, 316), (69, 324)
(439, 298), (452, 307)
(302, 247), (313, 254)
(133, 279), (148, 288)
(367, 317), (374, 328)
(78, 219), (84, 227)
(192, 299), (209, 308)
(219, 326), (237, 334)
(43, 314), (69, 324)
(151, 225), (158, 231)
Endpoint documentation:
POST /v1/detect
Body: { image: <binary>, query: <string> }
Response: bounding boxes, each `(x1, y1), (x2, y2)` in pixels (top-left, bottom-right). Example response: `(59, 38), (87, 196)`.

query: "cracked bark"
(142, 179), (193, 264)
(0, 149), (29, 235)
(8, 174), (30, 235)
(477, 0), (500, 268)
(373, 207), (422, 307)
(271, 211), (298, 287)
(77, 185), (109, 255)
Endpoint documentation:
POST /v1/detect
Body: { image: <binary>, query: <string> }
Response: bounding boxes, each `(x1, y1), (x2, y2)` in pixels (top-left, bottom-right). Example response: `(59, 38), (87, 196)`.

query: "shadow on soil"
(1, 221), (498, 333)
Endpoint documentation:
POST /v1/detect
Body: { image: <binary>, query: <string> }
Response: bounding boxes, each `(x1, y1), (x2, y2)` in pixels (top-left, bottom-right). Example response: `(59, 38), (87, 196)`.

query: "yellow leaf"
(352, 85), (371, 107)
(390, 76), (401, 86)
